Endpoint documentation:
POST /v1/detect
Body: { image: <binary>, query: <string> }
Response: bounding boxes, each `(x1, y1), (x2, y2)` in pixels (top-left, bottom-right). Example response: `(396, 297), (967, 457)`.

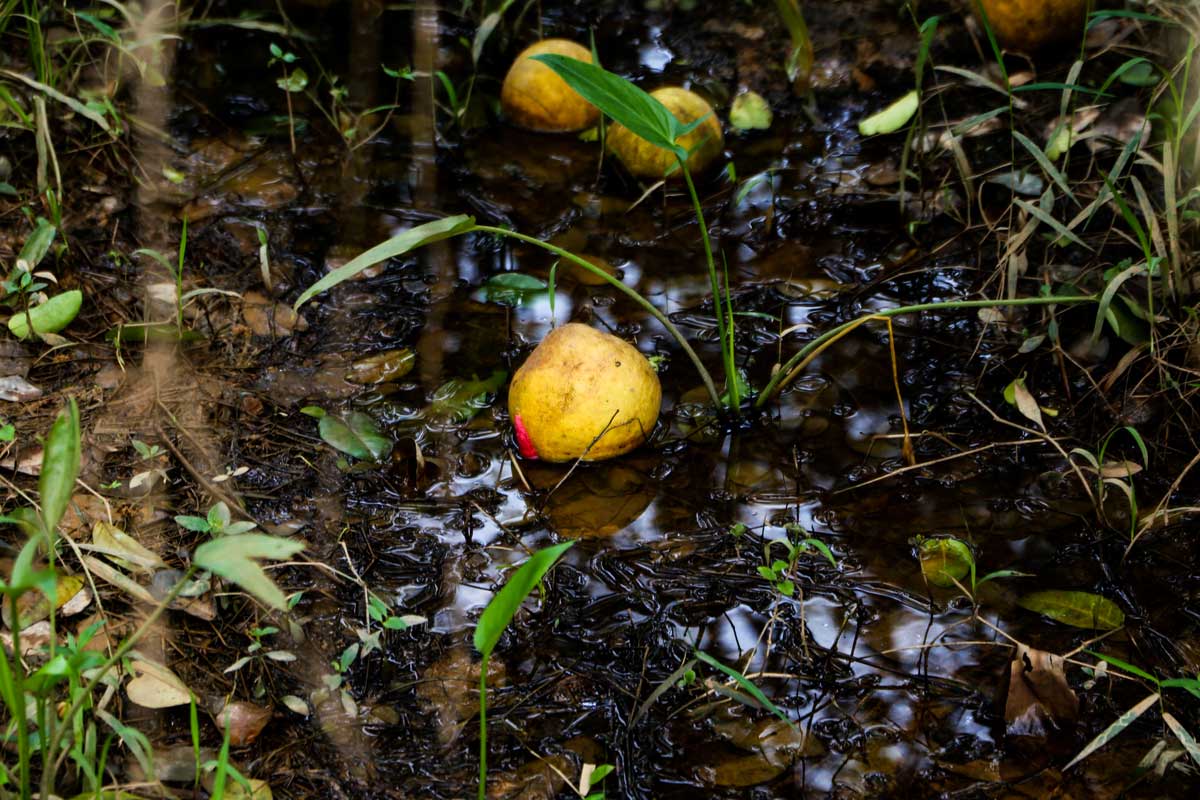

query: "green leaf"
(16, 218), (56, 270)
(175, 515), (211, 532)
(858, 90), (919, 136)
(729, 91), (772, 131)
(531, 54), (684, 156)
(916, 536), (973, 588)
(40, 398), (80, 535)
(193, 534), (306, 611)
(276, 67), (308, 93)
(8, 290), (83, 339)
(1017, 590), (1126, 630)
(294, 215), (475, 308)
(694, 650), (799, 733)
(799, 537), (837, 568)
(318, 412), (392, 461)
(474, 541), (573, 657)
(426, 370), (507, 424)
(1086, 650), (1158, 683)
(478, 273), (547, 306)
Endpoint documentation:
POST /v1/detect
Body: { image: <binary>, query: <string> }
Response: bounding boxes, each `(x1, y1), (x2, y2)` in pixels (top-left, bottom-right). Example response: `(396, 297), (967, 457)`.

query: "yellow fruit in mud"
(608, 87), (724, 179)
(508, 323), (661, 462)
(501, 39), (600, 132)
(974, 0), (1089, 51)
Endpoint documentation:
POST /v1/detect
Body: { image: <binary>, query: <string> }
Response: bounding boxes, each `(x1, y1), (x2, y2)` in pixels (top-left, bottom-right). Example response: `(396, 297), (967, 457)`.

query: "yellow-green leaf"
(917, 537), (973, 588)
(1018, 590), (1125, 630)
(858, 90), (919, 136)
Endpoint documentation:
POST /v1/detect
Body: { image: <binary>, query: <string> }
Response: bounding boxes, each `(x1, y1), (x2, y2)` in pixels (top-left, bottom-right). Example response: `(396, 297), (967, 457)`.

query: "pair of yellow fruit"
(502, 41), (700, 462)
(504, 0), (1090, 464)
(500, 39), (724, 179)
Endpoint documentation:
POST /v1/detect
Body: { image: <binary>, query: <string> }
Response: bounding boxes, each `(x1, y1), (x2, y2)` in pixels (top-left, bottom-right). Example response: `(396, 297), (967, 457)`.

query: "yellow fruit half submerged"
(974, 0), (1088, 51)
(508, 323), (661, 462)
(608, 87), (724, 179)
(500, 39), (600, 133)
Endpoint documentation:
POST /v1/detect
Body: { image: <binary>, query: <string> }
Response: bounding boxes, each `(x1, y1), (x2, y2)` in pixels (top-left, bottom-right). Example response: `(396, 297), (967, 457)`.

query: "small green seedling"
(474, 541), (573, 800)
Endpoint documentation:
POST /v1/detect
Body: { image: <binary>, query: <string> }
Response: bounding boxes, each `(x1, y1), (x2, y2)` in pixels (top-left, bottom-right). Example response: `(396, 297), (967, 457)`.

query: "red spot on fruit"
(513, 414), (539, 459)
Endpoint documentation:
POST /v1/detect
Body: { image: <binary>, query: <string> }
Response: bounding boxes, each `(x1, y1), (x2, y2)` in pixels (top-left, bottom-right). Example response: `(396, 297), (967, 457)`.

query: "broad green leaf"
(40, 398), (81, 535)
(318, 412), (392, 461)
(474, 540), (573, 657)
(1017, 590), (1125, 630)
(1064, 692), (1159, 770)
(478, 273), (546, 306)
(426, 370), (507, 424)
(294, 215), (475, 308)
(858, 90), (919, 136)
(193, 533), (306, 611)
(917, 537), (973, 588)
(531, 54), (684, 156)
(730, 91), (772, 131)
(694, 650), (799, 733)
(16, 218), (56, 270)
(9, 290), (83, 339)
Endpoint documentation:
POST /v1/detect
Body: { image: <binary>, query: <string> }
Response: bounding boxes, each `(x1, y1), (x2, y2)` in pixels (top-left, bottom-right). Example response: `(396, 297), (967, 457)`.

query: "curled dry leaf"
(2, 574), (88, 629)
(0, 620), (53, 657)
(1003, 643), (1079, 739)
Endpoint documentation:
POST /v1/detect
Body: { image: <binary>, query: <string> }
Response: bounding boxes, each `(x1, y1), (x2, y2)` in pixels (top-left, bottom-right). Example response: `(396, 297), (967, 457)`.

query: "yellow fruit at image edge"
(508, 323), (662, 462)
(500, 39), (600, 133)
(608, 86), (724, 179)
(973, 0), (1088, 51)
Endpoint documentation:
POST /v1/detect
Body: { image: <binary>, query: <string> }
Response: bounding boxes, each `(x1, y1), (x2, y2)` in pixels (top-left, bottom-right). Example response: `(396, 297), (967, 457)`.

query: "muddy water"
(160, 2), (1198, 798)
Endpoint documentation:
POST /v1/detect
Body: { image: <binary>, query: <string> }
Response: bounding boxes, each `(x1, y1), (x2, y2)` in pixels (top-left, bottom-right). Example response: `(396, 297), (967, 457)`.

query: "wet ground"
(3, 0), (1200, 797)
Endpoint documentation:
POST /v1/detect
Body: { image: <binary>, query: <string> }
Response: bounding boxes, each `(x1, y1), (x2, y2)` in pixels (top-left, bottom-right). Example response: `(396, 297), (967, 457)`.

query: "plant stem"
(472, 225), (722, 408)
(756, 295), (1097, 407)
(477, 654), (488, 800)
(678, 157), (737, 409)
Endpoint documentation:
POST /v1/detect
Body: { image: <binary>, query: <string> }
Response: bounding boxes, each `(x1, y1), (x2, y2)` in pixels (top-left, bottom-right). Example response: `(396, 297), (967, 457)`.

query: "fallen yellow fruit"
(974, 0), (1088, 51)
(508, 323), (661, 462)
(608, 87), (724, 179)
(500, 39), (600, 133)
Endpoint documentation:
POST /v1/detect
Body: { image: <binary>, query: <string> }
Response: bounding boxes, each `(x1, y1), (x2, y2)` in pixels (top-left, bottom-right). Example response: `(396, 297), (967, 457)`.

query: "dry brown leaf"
(1004, 643), (1079, 738)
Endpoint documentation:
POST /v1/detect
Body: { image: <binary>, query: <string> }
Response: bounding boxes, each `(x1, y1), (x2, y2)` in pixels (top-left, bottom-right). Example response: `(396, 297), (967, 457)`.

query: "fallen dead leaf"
(1004, 643), (1079, 739)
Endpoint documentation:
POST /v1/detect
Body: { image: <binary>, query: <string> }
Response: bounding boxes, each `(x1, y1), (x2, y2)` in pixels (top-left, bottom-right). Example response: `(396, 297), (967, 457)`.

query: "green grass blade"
(694, 650), (798, 733)
(1162, 712), (1200, 768)
(1064, 692), (1158, 770)
(1091, 262), (1145, 344)
(1086, 650), (1158, 683)
(1013, 197), (1090, 249)
(1013, 130), (1076, 204)
(295, 215), (474, 308)
(474, 541), (573, 657)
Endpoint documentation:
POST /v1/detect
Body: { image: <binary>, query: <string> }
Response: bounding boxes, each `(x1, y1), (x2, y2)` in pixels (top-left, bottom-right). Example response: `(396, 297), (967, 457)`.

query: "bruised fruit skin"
(608, 87), (724, 179)
(508, 323), (661, 462)
(974, 0), (1088, 51)
(500, 39), (600, 133)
